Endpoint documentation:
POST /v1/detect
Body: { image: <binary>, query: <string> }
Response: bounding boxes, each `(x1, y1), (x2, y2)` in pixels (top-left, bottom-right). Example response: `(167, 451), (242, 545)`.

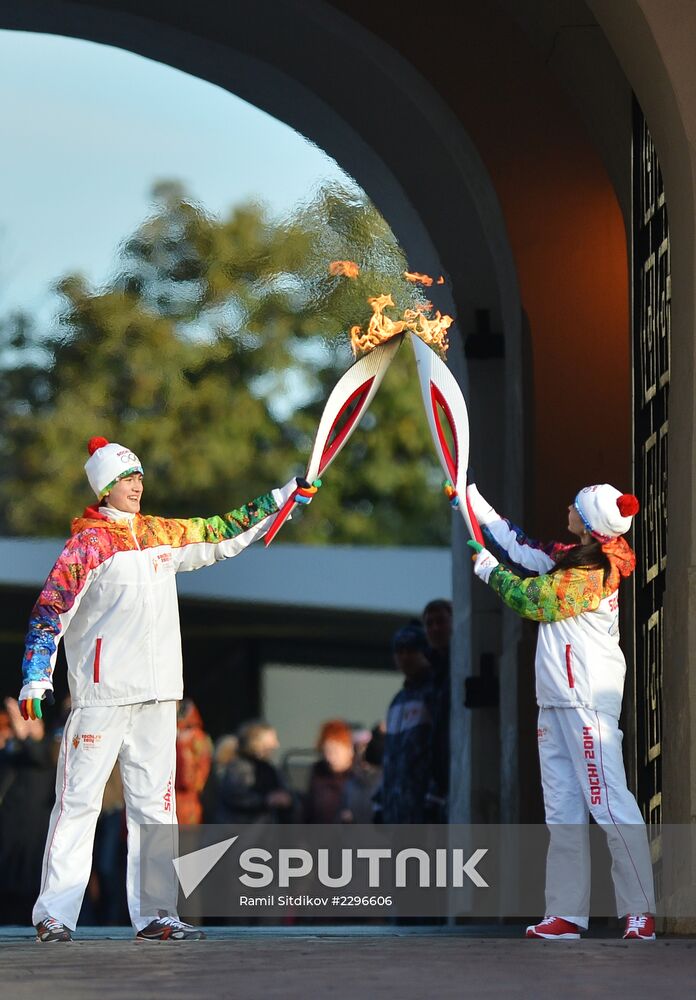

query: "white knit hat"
(574, 484), (640, 542)
(84, 436), (143, 499)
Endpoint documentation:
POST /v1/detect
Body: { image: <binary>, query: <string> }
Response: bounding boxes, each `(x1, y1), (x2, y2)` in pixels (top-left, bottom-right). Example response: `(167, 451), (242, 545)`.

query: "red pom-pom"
(87, 436), (109, 456)
(617, 494), (640, 517)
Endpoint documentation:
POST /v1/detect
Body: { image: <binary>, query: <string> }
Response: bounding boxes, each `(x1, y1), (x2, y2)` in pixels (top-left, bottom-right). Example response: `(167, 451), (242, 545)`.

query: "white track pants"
(537, 706), (656, 927)
(33, 701), (178, 931)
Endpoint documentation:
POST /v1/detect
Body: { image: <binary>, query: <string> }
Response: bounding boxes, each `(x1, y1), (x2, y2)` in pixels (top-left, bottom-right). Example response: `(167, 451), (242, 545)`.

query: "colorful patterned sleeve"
(484, 519), (571, 576)
(143, 491), (282, 573)
(488, 563), (605, 622)
(21, 536), (99, 686)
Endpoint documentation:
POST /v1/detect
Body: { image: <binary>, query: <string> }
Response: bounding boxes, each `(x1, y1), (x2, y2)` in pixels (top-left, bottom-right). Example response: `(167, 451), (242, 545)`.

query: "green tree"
(0, 183), (450, 545)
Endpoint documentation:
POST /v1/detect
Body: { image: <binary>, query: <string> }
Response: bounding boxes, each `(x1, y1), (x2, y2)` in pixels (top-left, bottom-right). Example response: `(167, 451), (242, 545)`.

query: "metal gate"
(631, 99), (669, 855)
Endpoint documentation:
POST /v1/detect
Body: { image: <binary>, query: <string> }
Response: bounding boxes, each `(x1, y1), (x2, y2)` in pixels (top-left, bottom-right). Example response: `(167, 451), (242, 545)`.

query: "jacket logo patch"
(537, 727), (547, 742)
(153, 552), (173, 573)
(75, 733), (103, 750)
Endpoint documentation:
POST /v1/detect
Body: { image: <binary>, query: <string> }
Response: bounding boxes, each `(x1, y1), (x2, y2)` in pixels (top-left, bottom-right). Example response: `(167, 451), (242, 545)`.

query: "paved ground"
(1, 926), (695, 999)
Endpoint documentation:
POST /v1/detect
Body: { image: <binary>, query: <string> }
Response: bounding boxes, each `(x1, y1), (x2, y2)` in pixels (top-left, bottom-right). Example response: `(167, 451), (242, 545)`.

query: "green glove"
(467, 540), (484, 554)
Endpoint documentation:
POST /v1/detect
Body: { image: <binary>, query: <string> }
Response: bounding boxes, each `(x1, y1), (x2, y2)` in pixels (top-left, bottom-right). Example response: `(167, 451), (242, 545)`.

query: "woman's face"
(322, 738), (354, 773)
(567, 504), (587, 538)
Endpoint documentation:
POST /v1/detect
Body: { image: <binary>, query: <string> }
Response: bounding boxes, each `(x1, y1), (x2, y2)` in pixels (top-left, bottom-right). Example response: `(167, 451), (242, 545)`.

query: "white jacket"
(483, 518), (636, 720)
(21, 486), (292, 708)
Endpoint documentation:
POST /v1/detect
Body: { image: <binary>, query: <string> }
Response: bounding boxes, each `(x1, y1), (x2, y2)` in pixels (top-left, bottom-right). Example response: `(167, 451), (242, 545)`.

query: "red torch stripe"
(319, 377), (376, 473)
(429, 380), (484, 545)
(429, 381), (458, 483)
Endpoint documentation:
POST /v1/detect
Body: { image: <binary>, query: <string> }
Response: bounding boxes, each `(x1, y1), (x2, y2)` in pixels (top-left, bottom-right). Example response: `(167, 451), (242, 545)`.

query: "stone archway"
(1, 0), (524, 827)
(9, 0), (695, 852)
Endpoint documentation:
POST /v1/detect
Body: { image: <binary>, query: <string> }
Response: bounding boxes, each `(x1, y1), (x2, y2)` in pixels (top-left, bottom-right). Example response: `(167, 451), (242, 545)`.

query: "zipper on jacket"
(128, 521), (141, 551)
(130, 519), (158, 700)
(93, 638), (102, 683)
(565, 644), (575, 689)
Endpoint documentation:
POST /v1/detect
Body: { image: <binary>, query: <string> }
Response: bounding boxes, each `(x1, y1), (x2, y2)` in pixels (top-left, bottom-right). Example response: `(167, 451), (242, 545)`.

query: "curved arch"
(0, 0), (521, 337)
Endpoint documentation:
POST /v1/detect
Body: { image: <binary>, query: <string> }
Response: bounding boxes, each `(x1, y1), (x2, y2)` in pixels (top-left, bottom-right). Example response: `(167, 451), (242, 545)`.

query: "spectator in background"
(343, 726), (383, 824)
(214, 734), (239, 771)
(364, 721), (386, 769)
(175, 699), (213, 825)
(422, 599), (453, 822)
(201, 735), (238, 823)
(0, 697), (54, 925)
(304, 720), (355, 823)
(374, 624), (436, 824)
(215, 722), (293, 825)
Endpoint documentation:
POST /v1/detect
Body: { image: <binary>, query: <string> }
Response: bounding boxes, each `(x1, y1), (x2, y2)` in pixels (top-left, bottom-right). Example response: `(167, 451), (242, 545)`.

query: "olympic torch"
(264, 334), (403, 545)
(409, 332), (484, 544)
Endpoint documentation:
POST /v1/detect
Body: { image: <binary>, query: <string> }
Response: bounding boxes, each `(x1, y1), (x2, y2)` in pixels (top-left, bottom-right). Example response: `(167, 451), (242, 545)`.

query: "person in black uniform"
(374, 625), (436, 824)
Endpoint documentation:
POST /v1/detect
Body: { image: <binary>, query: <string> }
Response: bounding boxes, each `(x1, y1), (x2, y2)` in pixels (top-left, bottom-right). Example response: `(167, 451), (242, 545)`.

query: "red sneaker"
(623, 914), (656, 940)
(526, 916), (581, 939)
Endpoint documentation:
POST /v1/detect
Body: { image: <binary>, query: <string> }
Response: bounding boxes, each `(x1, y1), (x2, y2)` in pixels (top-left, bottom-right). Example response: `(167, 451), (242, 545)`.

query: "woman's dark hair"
(553, 540), (611, 585)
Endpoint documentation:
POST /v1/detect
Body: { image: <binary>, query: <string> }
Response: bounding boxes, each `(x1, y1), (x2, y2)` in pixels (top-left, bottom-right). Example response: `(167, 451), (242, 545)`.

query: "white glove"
(467, 543), (500, 584)
(273, 479), (299, 508)
(466, 483), (501, 527)
(18, 681), (54, 721)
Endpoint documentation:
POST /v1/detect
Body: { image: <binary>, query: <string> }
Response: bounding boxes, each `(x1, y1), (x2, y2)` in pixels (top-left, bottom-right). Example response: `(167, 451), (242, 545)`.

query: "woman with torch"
(465, 481), (656, 940)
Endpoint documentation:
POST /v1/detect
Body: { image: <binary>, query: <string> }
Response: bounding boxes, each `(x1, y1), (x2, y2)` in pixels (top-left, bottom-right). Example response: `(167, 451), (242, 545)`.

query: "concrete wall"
(4, 5), (696, 920)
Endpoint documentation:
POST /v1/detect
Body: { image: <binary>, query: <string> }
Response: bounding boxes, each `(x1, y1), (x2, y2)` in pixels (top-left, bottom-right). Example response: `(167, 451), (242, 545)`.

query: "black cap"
(392, 623), (428, 653)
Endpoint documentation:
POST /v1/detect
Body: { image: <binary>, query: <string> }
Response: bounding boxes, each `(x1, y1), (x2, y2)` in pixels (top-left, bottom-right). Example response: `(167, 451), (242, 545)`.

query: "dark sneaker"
(136, 914), (206, 942)
(35, 917), (72, 942)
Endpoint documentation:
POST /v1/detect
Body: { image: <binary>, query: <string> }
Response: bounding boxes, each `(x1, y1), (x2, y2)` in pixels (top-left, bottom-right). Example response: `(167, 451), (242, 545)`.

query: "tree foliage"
(0, 183), (450, 545)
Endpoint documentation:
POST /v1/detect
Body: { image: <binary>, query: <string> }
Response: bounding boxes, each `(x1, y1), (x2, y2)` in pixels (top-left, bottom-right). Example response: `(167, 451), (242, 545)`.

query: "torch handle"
(463, 491), (486, 546)
(264, 490), (299, 548)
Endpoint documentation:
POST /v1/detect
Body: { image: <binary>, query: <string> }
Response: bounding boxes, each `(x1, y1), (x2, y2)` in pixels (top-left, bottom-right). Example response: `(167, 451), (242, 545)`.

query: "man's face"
(254, 729), (280, 761)
(423, 607), (452, 652)
(105, 473), (144, 514)
(394, 646), (431, 680)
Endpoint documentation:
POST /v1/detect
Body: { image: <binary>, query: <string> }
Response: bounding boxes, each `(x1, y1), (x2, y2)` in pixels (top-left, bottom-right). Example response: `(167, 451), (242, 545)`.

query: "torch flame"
(404, 271), (433, 287)
(329, 260), (360, 278)
(404, 271), (445, 287)
(350, 293), (452, 356)
(329, 260), (452, 355)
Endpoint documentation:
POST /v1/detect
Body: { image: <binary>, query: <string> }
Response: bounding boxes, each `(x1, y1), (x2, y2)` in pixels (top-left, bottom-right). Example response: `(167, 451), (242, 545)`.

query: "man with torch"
(19, 436), (311, 942)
